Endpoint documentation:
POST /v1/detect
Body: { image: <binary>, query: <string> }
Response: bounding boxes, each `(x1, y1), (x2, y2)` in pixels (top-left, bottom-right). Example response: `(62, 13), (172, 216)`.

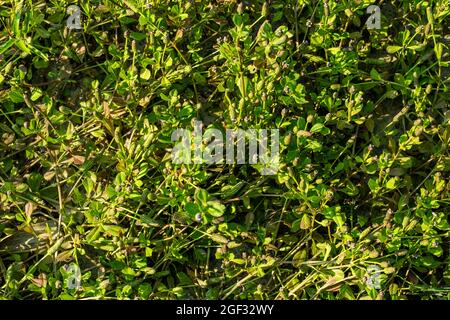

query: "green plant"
(0, 0), (449, 300)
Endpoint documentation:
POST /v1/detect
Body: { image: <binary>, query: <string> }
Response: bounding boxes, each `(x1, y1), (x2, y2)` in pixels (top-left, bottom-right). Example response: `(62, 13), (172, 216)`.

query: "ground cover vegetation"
(0, 0), (449, 300)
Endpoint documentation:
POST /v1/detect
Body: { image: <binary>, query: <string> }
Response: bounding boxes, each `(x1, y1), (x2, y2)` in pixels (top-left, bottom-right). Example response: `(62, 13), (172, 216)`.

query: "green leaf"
(9, 89), (24, 103)
(140, 68), (151, 80)
(310, 32), (324, 46)
(206, 201), (225, 217)
(370, 68), (382, 81)
(102, 225), (125, 237)
(306, 139), (322, 151)
(386, 46), (402, 54)
(232, 14), (242, 26)
(195, 189), (209, 207)
(368, 178), (379, 192)
(386, 177), (397, 190)
(0, 232), (41, 253)
(434, 42), (443, 60)
(310, 123), (324, 133)
(114, 172), (127, 186)
(343, 180), (359, 196)
(0, 38), (15, 55)
(130, 32), (147, 41)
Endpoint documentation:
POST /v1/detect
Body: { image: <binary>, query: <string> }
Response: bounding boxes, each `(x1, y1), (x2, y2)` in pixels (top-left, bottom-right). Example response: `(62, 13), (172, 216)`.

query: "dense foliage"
(0, 0), (449, 299)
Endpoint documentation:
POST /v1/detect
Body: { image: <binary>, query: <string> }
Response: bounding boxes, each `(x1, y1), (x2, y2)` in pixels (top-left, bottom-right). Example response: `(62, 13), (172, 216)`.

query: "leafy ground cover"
(0, 0), (449, 299)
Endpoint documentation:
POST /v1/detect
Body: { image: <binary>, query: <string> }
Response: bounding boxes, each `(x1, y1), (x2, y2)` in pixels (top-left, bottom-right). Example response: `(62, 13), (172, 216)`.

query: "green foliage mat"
(0, 0), (449, 299)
